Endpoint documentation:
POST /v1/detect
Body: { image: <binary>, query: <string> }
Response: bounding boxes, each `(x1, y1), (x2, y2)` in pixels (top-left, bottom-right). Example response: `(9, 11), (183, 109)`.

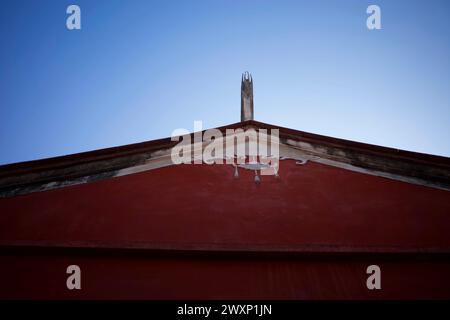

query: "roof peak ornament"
(241, 72), (254, 122)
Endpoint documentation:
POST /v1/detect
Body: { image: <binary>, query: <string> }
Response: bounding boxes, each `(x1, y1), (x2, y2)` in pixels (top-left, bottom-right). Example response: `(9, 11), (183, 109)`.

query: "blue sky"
(1, 0), (449, 165)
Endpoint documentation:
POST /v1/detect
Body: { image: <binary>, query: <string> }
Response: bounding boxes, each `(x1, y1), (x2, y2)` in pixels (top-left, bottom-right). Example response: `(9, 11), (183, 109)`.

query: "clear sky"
(1, 0), (449, 165)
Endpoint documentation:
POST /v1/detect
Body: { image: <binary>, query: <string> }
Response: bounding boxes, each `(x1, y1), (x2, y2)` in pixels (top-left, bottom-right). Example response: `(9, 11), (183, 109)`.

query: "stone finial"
(241, 72), (254, 121)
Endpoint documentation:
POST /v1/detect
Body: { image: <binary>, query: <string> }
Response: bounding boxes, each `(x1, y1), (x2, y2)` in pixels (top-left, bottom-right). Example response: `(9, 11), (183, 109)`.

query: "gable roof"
(1, 120), (449, 197)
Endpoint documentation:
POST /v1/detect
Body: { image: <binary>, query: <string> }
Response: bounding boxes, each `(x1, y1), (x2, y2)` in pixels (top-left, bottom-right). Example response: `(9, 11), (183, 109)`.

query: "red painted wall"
(1, 160), (450, 299)
(1, 254), (450, 299)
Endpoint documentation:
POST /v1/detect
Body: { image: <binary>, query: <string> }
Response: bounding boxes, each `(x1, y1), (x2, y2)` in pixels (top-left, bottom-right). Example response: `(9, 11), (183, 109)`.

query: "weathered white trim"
(1, 132), (449, 197)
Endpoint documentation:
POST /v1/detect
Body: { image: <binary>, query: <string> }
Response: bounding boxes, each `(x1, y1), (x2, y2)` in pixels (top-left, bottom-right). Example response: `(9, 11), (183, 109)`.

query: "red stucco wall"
(1, 160), (449, 299)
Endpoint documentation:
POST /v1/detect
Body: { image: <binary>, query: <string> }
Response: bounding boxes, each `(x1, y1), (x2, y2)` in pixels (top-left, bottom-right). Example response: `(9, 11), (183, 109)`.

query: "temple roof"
(1, 119), (450, 197)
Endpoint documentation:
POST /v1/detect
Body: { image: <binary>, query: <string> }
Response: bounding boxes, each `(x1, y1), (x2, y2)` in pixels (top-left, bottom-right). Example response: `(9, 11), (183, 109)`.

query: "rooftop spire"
(241, 72), (254, 121)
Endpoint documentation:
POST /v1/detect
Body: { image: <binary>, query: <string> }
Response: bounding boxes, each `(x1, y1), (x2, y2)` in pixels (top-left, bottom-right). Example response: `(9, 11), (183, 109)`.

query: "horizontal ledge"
(1, 241), (450, 259)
